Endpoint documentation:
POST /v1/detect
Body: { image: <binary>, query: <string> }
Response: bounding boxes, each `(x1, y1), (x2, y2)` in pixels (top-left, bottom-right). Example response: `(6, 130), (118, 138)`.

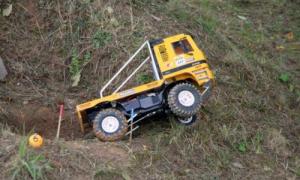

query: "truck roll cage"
(99, 41), (161, 98)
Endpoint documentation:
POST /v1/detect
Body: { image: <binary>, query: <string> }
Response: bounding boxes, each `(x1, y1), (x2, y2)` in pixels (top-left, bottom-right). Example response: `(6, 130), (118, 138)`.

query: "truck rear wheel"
(176, 114), (198, 126)
(93, 108), (128, 141)
(168, 83), (202, 118)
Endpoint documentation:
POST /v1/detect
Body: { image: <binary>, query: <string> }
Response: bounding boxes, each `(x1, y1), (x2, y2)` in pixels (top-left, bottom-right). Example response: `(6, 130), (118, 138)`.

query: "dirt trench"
(0, 102), (83, 140)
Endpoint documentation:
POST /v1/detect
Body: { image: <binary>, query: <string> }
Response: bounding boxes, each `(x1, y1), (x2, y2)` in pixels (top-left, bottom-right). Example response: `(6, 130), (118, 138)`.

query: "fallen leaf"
(285, 32), (294, 41)
(276, 45), (285, 51)
(237, 15), (247, 21)
(2, 4), (12, 17)
(71, 72), (81, 87)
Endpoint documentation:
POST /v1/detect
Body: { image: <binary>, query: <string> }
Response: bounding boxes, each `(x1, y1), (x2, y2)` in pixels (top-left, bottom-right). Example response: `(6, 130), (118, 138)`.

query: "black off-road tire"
(93, 108), (128, 141)
(176, 114), (198, 126)
(167, 83), (202, 118)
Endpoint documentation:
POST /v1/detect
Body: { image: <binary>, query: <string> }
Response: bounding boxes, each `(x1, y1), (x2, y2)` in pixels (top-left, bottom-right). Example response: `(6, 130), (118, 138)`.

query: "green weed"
(167, 0), (190, 22)
(237, 140), (247, 153)
(219, 124), (238, 145)
(69, 49), (92, 85)
(10, 137), (51, 180)
(136, 74), (153, 84)
(279, 73), (290, 83)
(251, 131), (263, 154)
(217, 149), (232, 167)
(70, 48), (80, 78)
(196, 16), (218, 35)
(196, 0), (213, 8)
(92, 30), (112, 49)
(83, 51), (91, 63)
(172, 8), (190, 22)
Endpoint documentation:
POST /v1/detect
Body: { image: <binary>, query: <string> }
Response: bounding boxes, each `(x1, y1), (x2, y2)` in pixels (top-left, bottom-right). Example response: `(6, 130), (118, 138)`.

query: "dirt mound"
(1, 103), (82, 140)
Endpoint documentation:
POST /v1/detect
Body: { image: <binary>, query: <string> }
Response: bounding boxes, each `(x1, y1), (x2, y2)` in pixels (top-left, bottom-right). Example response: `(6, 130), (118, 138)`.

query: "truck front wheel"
(167, 83), (202, 118)
(93, 108), (128, 141)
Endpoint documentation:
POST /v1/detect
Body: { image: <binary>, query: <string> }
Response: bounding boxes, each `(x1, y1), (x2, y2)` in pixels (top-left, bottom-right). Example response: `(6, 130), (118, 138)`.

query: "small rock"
(110, 17), (119, 27)
(184, 169), (191, 173)
(263, 166), (272, 171)
(232, 162), (244, 169)
(0, 57), (8, 80)
(106, 6), (113, 14)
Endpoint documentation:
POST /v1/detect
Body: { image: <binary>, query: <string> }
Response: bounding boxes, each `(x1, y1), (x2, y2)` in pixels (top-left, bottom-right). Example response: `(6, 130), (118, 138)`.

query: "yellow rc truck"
(76, 34), (214, 141)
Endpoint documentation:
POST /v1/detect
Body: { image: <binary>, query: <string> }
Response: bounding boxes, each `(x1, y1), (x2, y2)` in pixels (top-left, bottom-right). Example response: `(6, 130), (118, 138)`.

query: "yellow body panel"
(76, 80), (165, 132)
(153, 34), (206, 73)
(76, 34), (214, 132)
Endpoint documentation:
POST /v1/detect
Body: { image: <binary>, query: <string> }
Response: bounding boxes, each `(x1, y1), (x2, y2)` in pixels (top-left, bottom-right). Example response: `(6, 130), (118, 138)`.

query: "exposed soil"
(1, 102), (82, 140)
(0, 131), (131, 180)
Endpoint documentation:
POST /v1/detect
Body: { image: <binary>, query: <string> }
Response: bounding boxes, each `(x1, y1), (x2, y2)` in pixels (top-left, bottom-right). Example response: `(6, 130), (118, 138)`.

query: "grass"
(9, 137), (51, 180)
(93, 167), (130, 180)
(0, 0), (299, 179)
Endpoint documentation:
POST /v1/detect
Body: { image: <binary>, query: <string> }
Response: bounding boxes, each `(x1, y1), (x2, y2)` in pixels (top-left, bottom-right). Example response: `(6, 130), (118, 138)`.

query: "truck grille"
(159, 45), (168, 62)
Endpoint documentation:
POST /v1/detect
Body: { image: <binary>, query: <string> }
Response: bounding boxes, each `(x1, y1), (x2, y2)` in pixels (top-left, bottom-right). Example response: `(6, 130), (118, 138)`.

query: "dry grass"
(0, 0), (299, 179)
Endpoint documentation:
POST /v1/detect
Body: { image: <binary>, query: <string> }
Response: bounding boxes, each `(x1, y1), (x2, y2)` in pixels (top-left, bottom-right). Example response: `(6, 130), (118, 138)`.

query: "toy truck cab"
(76, 34), (214, 141)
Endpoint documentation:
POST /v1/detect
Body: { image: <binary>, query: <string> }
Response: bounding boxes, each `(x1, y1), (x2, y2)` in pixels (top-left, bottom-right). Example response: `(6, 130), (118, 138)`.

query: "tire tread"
(167, 83), (201, 117)
(93, 108), (128, 141)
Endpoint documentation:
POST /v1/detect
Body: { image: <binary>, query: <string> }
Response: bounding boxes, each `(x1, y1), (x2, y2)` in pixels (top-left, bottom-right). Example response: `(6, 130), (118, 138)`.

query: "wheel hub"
(178, 90), (195, 107)
(101, 116), (119, 133)
(178, 116), (193, 124)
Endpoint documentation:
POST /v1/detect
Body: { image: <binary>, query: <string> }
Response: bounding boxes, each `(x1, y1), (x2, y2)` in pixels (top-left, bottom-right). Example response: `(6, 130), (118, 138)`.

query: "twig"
(56, 104), (64, 140)
(129, 1), (134, 31)
(78, 45), (93, 58)
(24, 76), (44, 97)
(16, 3), (45, 43)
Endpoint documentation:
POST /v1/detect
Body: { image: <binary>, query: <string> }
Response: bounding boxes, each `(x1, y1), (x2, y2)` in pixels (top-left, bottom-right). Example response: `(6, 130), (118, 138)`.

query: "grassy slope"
(0, 0), (299, 179)
(128, 1), (300, 179)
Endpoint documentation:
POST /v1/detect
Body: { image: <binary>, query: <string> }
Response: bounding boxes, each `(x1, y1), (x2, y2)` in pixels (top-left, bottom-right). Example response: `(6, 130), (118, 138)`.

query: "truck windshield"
(172, 39), (193, 55)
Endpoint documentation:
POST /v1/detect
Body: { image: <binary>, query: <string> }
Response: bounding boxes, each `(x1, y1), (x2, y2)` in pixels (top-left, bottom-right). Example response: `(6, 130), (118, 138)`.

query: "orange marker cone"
(28, 133), (43, 148)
